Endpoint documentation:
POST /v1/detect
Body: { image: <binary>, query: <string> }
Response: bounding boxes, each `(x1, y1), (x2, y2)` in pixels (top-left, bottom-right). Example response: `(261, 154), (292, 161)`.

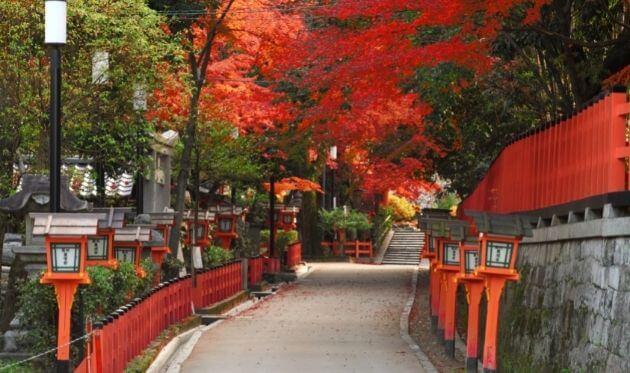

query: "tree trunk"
(168, 86), (202, 254)
(299, 191), (321, 257)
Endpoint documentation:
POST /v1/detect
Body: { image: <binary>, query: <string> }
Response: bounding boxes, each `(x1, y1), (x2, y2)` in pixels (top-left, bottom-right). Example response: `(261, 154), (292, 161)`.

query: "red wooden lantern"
(183, 210), (213, 248)
(33, 212), (103, 368)
(435, 219), (469, 357)
(211, 205), (245, 250)
(456, 241), (484, 372)
(466, 211), (533, 373)
(279, 207), (299, 231)
(88, 207), (130, 269)
(114, 226), (151, 277)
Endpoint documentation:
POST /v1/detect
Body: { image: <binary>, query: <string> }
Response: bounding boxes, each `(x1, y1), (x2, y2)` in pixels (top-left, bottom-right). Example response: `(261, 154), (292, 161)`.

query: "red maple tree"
(270, 0), (548, 199)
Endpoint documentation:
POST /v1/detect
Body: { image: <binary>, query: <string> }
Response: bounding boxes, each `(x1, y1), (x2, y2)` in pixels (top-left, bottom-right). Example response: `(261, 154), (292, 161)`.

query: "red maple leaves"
(151, 0), (548, 200)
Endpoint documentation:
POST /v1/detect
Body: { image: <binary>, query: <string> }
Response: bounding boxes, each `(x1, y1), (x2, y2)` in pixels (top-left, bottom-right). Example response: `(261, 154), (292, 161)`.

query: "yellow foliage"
(386, 194), (417, 221)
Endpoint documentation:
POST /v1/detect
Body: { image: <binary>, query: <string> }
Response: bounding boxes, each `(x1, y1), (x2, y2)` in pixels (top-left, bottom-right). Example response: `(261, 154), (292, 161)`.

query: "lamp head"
(45, 1), (67, 45)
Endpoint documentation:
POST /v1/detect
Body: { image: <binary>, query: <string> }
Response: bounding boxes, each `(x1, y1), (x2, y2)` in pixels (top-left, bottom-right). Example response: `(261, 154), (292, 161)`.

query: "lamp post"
(466, 211), (533, 373)
(329, 146), (337, 209)
(45, 0), (67, 213)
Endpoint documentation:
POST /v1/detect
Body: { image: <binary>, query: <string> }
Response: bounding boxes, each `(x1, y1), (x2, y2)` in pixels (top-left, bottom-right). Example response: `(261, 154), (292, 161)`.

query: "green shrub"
(162, 255), (184, 281)
(276, 230), (299, 252)
(371, 206), (393, 248)
(319, 208), (372, 234)
(201, 246), (234, 267)
(17, 262), (159, 368)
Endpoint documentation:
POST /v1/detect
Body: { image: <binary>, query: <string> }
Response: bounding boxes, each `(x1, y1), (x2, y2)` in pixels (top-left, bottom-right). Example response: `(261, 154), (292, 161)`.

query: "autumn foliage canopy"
(151, 0), (548, 199)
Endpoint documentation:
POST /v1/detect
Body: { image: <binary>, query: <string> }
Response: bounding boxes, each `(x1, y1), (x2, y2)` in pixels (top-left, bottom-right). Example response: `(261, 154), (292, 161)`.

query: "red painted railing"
(263, 256), (280, 273)
(248, 256), (264, 286)
(74, 258), (269, 372)
(285, 242), (302, 268)
(461, 91), (629, 214)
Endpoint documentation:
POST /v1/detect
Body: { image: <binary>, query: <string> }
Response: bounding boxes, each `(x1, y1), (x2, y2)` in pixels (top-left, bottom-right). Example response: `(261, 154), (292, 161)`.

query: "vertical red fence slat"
(74, 261), (248, 373)
(461, 92), (628, 216)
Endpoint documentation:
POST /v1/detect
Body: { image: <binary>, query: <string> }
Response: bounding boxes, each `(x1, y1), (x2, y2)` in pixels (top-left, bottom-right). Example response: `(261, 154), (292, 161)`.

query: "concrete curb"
(400, 267), (439, 373)
(375, 229), (394, 264)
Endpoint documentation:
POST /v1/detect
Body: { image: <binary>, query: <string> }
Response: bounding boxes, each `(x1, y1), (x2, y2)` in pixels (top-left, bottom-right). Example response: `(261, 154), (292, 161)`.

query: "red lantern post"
(418, 209), (455, 334)
(32, 213), (104, 370)
(457, 241), (484, 372)
(466, 211), (533, 373)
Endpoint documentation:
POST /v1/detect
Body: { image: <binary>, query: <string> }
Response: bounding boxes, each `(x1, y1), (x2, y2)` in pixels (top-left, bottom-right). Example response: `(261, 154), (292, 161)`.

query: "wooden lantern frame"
(279, 207), (299, 231)
(43, 235), (91, 283)
(183, 210), (213, 248)
(476, 233), (520, 279)
(114, 226), (151, 277)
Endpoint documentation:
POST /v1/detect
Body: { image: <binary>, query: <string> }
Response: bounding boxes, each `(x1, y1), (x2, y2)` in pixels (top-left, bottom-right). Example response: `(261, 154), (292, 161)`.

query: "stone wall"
(498, 215), (630, 372)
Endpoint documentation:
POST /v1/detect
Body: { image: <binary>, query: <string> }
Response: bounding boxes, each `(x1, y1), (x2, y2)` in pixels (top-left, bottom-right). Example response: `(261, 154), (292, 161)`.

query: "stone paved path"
(181, 262), (428, 373)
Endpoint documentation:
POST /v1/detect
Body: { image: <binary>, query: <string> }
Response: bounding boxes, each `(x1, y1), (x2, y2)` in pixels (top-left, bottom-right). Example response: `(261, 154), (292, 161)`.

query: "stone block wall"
(498, 216), (630, 372)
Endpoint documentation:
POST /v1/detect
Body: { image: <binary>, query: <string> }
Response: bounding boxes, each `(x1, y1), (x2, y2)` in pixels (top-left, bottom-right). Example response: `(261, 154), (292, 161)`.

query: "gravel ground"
(409, 269), (465, 372)
(181, 263), (429, 373)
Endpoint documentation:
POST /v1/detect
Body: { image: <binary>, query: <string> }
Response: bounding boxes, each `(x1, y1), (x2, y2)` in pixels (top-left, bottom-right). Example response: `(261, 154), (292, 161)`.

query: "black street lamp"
(45, 0), (67, 213)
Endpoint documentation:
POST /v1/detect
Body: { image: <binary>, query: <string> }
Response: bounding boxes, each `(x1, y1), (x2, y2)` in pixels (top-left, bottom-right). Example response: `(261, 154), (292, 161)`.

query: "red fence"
(263, 256), (280, 273)
(285, 242), (302, 268)
(460, 91), (629, 215)
(75, 259), (266, 373)
(248, 256), (264, 286)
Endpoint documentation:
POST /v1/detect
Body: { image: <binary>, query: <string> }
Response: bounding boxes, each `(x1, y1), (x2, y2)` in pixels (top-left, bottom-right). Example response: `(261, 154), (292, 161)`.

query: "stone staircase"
(382, 228), (424, 265)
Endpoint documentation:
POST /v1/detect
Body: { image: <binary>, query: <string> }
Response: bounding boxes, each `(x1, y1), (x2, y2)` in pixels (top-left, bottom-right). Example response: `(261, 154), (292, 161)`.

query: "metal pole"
(49, 46), (62, 213)
(269, 175), (276, 258)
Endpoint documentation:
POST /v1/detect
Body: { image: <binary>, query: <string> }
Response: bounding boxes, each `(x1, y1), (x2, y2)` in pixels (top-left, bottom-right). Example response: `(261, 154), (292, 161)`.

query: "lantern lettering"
(464, 250), (479, 273)
(87, 236), (108, 260)
(51, 243), (81, 273)
(115, 247), (135, 264)
(443, 243), (460, 265)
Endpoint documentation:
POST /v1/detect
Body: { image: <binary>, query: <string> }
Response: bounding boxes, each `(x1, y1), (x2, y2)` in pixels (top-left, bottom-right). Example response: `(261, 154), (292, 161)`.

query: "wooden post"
(465, 281), (484, 372)
(443, 271), (458, 357)
(54, 282), (79, 363)
(430, 261), (440, 331)
(482, 276), (507, 372)
(437, 271), (446, 341)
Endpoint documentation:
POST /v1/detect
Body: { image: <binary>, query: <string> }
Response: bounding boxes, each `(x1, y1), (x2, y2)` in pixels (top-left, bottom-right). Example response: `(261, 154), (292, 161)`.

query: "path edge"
(400, 267), (439, 373)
